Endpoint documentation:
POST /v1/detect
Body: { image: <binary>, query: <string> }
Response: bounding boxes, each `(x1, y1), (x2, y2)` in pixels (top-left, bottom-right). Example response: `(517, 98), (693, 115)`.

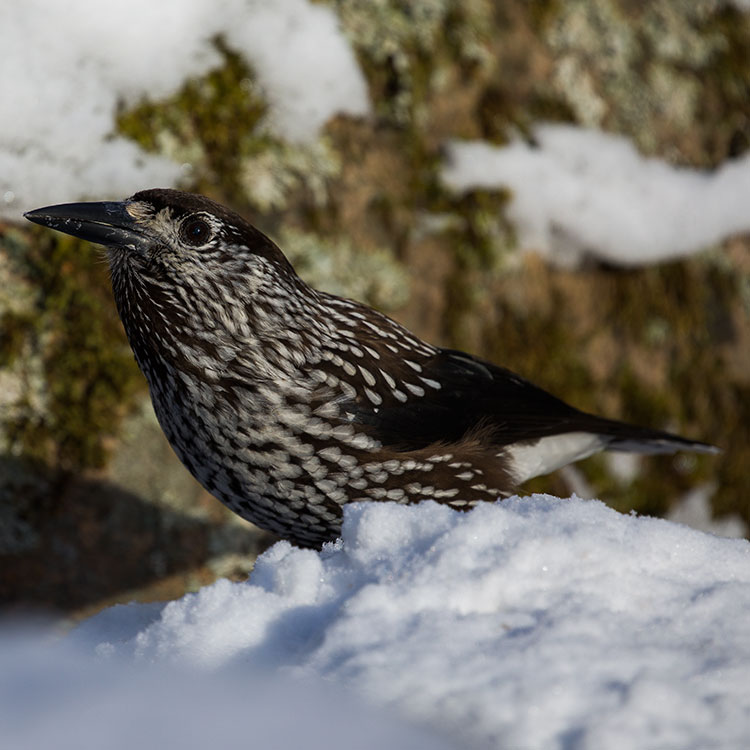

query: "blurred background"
(1, 0), (748, 621)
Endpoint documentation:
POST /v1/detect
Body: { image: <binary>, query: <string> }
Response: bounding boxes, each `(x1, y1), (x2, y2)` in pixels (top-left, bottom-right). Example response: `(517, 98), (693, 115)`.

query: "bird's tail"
(504, 418), (718, 485)
(603, 428), (719, 455)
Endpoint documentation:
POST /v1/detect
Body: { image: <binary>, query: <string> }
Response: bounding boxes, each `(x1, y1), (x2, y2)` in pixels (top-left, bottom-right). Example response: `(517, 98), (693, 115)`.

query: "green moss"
(238, 139), (342, 213)
(333, 0), (493, 127)
(117, 43), (270, 201)
(692, 6), (750, 161)
(469, 252), (743, 518)
(432, 188), (515, 344)
(483, 285), (594, 402)
(0, 311), (35, 367)
(118, 41), (345, 218)
(1, 229), (142, 470)
(536, 0), (750, 164)
(279, 228), (410, 311)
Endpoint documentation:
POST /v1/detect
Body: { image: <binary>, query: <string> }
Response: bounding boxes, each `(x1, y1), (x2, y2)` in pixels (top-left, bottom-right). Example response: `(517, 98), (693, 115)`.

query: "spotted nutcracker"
(25, 190), (717, 547)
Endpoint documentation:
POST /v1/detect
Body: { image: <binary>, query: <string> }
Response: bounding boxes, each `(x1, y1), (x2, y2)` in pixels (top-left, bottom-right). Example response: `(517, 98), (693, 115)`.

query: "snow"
(668, 483), (748, 539)
(0, 0), (369, 217)
(0, 634), (451, 750)
(3, 496), (750, 749)
(442, 125), (750, 266)
(3, 7), (749, 745)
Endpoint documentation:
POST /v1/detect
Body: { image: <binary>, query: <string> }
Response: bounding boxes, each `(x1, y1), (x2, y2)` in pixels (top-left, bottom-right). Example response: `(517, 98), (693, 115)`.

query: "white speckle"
(319, 446), (342, 462)
(433, 488), (460, 498)
(303, 485), (323, 502)
(428, 453), (453, 463)
(419, 377), (442, 390)
(358, 366), (376, 387)
(404, 360), (423, 373)
(349, 432), (374, 450)
(379, 369), (396, 388)
(303, 418), (332, 438)
(456, 471), (475, 481)
(339, 381), (357, 399)
(365, 388), (382, 405)
(337, 454), (358, 470)
(404, 383), (425, 397)
(363, 346), (380, 360)
(392, 389), (408, 403)
(313, 402), (339, 419)
(331, 424), (354, 440)
(316, 479), (337, 494)
(303, 457), (328, 481)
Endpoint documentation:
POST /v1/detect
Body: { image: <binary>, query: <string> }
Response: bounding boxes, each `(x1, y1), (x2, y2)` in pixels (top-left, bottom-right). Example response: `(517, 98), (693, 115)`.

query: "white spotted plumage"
(25, 188), (717, 548)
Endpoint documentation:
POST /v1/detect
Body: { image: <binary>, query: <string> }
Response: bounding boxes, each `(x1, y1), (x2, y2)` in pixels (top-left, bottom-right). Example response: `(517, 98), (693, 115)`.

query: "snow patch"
(668, 482), (748, 539)
(442, 124), (750, 266)
(4, 496), (749, 749)
(0, 0), (369, 217)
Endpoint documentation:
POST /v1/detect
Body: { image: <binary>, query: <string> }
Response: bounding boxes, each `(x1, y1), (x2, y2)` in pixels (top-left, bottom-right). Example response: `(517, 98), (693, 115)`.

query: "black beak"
(24, 201), (147, 251)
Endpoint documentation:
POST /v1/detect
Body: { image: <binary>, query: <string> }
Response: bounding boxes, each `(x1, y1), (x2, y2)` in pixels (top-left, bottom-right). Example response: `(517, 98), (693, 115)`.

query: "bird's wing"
(348, 348), (717, 457)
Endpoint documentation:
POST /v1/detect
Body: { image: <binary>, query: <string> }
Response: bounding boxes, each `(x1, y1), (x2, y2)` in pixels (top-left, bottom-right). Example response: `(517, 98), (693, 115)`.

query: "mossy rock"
(3, 1), (749, 615)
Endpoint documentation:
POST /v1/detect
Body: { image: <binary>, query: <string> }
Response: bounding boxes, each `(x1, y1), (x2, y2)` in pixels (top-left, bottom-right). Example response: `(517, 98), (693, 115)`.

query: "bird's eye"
(180, 217), (212, 246)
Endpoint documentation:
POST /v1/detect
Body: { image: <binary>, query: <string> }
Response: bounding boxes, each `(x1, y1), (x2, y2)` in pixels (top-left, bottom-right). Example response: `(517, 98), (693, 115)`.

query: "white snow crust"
(0, 0), (369, 217)
(442, 125), (750, 266)
(3, 496), (749, 750)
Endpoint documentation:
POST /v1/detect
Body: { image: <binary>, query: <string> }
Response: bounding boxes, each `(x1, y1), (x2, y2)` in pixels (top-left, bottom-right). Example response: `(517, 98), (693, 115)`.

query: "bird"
(25, 189), (718, 548)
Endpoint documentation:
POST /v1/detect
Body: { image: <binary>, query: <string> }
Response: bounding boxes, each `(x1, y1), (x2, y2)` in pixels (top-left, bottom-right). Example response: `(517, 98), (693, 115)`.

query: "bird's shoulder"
(305, 312), (585, 450)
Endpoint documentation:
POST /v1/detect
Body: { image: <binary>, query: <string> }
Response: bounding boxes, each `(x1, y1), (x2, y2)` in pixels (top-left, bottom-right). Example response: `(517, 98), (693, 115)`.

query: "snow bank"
(0, 635), (450, 750)
(3, 496), (750, 749)
(0, 0), (369, 217)
(442, 125), (750, 266)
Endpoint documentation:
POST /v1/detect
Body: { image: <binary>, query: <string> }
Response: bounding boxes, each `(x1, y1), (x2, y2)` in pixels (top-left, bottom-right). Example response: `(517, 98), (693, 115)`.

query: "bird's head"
(24, 188), (297, 291)
(25, 189), (309, 356)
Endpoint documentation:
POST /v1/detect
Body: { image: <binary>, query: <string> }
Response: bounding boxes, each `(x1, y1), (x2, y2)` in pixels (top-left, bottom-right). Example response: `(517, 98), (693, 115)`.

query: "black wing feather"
(352, 349), (717, 455)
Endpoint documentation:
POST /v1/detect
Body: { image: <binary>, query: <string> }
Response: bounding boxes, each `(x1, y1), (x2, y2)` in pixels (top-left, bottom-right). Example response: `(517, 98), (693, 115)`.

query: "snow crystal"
(0, 0), (369, 218)
(4, 496), (749, 750)
(442, 124), (750, 266)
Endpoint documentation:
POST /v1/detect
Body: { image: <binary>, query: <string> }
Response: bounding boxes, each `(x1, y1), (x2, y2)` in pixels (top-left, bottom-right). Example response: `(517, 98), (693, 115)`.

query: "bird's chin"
(106, 246), (151, 283)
